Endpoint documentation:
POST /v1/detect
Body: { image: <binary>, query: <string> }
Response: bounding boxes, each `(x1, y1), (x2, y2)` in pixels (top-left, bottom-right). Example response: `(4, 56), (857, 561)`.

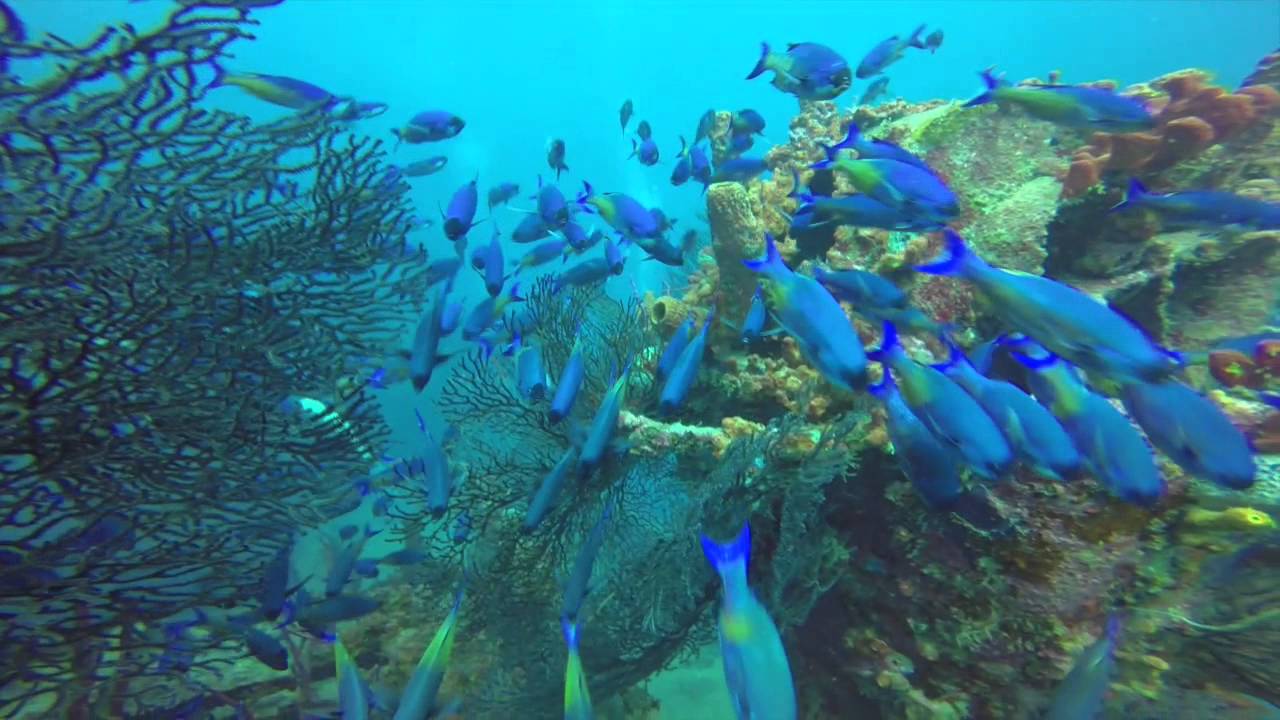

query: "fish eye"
(1248, 512), (1265, 525)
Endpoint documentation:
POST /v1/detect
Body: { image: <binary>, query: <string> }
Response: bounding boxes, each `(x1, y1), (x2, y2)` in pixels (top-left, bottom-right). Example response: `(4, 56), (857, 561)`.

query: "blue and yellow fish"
(561, 618), (594, 720)
(700, 523), (797, 720)
(966, 70), (1154, 132)
(1120, 379), (1255, 490)
(211, 67), (335, 109)
(743, 234), (868, 391)
(917, 230), (1181, 383)
(393, 583), (464, 720)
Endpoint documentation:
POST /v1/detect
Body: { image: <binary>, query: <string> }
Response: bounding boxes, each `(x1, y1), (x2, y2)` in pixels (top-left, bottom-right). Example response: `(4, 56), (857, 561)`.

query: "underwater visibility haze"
(2, 0), (1280, 718)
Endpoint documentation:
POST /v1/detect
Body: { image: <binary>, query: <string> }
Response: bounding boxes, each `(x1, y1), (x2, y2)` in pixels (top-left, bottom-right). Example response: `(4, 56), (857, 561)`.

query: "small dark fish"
(1112, 178), (1280, 230)
(732, 109), (766, 135)
(620, 99), (633, 131)
(924, 29), (943, 53)
(857, 24), (927, 79)
(338, 525), (358, 541)
(578, 360), (634, 478)
(488, 182), (520, 210)
(712, 157), (770, 184)
(353, 558), (379, 579)
(547, 139), (569, 181)
(657, 316), (695, 381)
(747, 41), (852, 100)
(694, 108), (717, 146)
(258, 539), (295, 622)
(1047, 617), (1121, 720)
(442, 177), (480, 242)
(394, 110), (465, 144)
(481, 226), (505, 297)
(380, 548), (427, 566)
(858, 76), (890, 106)
(329, 98), (389, 121)
(552, 258), (612, 294)
(636, 120), (652, 141)
(605, 236), (625, 274)
(510, 332), (548, 401)
(401, 156), (448, 177)
(515, 239), (569, 270)
(524, 446), (578, 532)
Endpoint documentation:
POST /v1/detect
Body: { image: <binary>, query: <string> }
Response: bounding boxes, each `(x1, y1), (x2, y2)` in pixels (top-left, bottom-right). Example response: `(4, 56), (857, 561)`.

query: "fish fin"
(914, 229), (972, 275)
(1009, 348), (1058, 369)
(867, 368), (896, 398)
(677, 135), (688, 158)
(746, 41), (771, 79)
(964, 69), (1003, 107)
(1258, 392), (1280, 410)
(1111, 177), (1149, 213)
(628, 138), (638, 159)
(699, 522), (751, 575)
(786, 169), (805, 199)
(741, 232), (787, 274)
(209, 63), (228, 88)
(878, 321), (900, 357)
(906, 24), (927, 49)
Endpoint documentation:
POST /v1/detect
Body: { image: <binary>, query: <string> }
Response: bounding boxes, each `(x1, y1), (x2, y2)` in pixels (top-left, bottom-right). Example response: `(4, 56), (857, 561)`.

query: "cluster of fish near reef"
(2, 2), (1280, 719)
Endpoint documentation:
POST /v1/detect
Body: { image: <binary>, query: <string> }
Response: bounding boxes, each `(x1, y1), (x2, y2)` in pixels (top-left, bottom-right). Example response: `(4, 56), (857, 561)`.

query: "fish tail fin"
(914, 229), (976, 276)
(699, 522), (751, 577)
(209, 63), (228, 88)
(678, 135), (688, 158)
(746, 41), (772, 79)
(965, 69), (1002, 107)
(1111, 177), (1149, 213)
(508, 281), (526, 302)
(931, 336), (965, 371)
(575, 181), (594, 211)
(867, 368), (897, 398)
(1009, 347), (1058, 370)
(873, 321), (900, 360)
(560, 616), (580, 651)
(742, 232), (788, 276)
(628, 138), (638, 159)
(787, 169), (805, 199)
(907, 24), (927, 49)
(831, 123), (861, 155)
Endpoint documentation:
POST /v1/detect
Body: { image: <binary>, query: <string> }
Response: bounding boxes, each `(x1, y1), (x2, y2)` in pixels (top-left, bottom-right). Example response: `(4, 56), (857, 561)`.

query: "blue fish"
(605, 236), (626, 274)
(660, 310), (714, 414)
(789, 172), (941, 231)
(812, 152), (956, 223)
(399, 156), (448, 177)
(1112, 178), (1280, 230)
(552, 258), (613, 294)
(577, 182), (663, 240)
(727, 131), (754, 156)
(657, 315), (696, 381)
(690, 145), (713, 193)
(334, 636), (370, 720)
(700, 523), (797, 720)
(935, 341), (1080, 481)
(550, 325), (586, 423)
(512, 212), (550, 244)
(329, 97), (389, 122)
(488, 181), (520, 210)
(379, 548), (427, 566)
(632, 231), (693, 267)
(258, 539), (296, 621)
(820, 123), (931, 170)
(1046, 616), (1121, 720)
(741, 286), (767, 343)
(694, 108), (717, 145)
(462, 282), (524, 343)
(442, 177), (480, 242)
(670, 136), (692, 186)
(873, 323), (1013, 480)
(743, 234), (868, 391)
(868, 371), (962, 509)
(534, 177), (571, 230)
(578, 359), (634, 479)
(438, 301), (463, 336)
(409, 408), (456, 518)
(561, 618), (594, 720)
(966, 71), (1155, 132)
(394, 110), (465, 144)
(510, 332), (549, 401)
(523, 446), (578, 532)
(561, 503), (612, 621)
(630, 137), (660, 166)
(1120, 379), (1255, 489)
(856, 24), (927, 78)
(514, 239), (569, 270)
(916, 230), (1182, 382)
(393, 584), (464, 720)
(451, 512), (472, 544)
(557, 221), (593, 252)
(406, 284), (454, 393)
(813, 265), (908, 309)
(712, 157), (770, 184)
(858, 77), (890, 106)
(732, 109), (766, 135)
(747, 41), (851, 101)
(1010, 342), (1165, 505)
(480, 226), (505, 297)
